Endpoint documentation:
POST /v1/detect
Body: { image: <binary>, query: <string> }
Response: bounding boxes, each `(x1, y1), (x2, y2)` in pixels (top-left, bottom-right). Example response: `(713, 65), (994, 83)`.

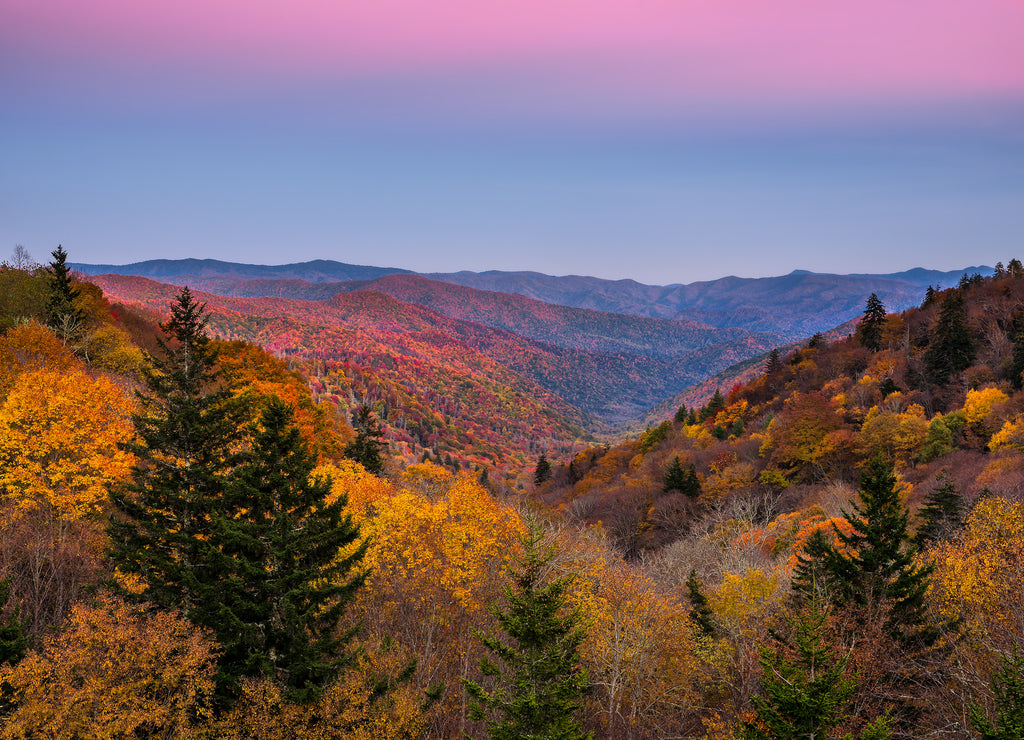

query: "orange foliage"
(0, 594), (217, 739)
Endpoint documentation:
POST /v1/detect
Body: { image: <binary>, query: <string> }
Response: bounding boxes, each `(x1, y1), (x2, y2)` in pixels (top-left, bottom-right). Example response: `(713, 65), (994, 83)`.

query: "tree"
(858, 293), (887, 351)
(534, 454), (552, 486)
(1009, 321), (1024, 389)
(913, 470), (963, 549)
(925, 290), (975, 384)
(107, 287), (244, 672)
(970, 648), (1024, 740)
(44, 245), (84, 345)
(464, 523), (591, 740)
(765, 348), (783, 376)
(345, 405), (386, 474)
(686, 569), (716, 638)
(219, 397), (368, 701)
(824, 457), (935, 647)
(664, 457), (701, 498)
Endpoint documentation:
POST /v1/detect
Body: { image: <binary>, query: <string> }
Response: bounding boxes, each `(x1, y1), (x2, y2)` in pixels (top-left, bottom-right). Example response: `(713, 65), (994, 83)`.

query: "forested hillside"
(1, 250), (1022, 739)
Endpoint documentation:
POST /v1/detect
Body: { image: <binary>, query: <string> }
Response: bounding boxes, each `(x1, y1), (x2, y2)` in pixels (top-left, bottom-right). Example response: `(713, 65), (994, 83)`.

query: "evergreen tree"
(44, 244), (85, 343)
(922, 285), (936, 308)
(1010, 259), (1024, 277)
(858, 293), (887, 351)
(807, 333), (825, 351)
(219, 398), (368, 701)
(686, 569), (716, 638)
(701, 388), (726, 422)
(0, 579), (27, 667)
(1010, 323), (1024, 390)
(925, 290), (975, 384)
(790, 529), (834, 603)
(344, 405), (386, 474)
(464, 523), (591, 740)
(674, 404), (688, 424)
(740, 593), (892, 740)
(824, 457), (936, 647)
(108, 287), (246, 700)
(913, 469), (964, 549)
(970, 648), (1024, 740)
(686, 407), (698, 425)
(663, 456), (686, 493)
(765, 348), (783, 376)
(534, 454), (552, 486)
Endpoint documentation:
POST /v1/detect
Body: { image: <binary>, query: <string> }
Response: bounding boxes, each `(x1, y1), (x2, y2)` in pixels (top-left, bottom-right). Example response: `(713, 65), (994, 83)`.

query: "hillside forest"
(0, 247), (1023, 738)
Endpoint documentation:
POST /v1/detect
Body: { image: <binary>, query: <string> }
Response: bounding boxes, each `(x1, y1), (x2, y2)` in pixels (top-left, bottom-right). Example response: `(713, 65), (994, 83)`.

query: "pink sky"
(6, 0), (1023, 104)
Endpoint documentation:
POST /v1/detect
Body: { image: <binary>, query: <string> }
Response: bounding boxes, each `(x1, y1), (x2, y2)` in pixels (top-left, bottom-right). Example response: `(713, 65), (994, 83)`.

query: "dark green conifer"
(1010, 322), (1024, 390)
(925, 290), (975, 384)
(674, 404), (688, 424)
(464, 523), (591, 740)
(922, 285), (936, 308)
(790, 529), (834, 603)
(824, 457), (936, 647)
(740, 595), (858, 740)
(1009, 259), (1024, 277)
(686, 569), (716, 638)
(857, 293), (887, 351)
(344, 405), (386, 474)
(109, 287), (243, 621)
(220, 398), (367, 701)
(914, 469), (964, 549)
(45, 244), (85, 342)
(971, 648), (1024, 740)
(765, 348), (783, 376)
(807, 333), (825, 351)
(663, 456), (686, 493)
(0, 579), (27, 668)
(534, 454), (552, 486)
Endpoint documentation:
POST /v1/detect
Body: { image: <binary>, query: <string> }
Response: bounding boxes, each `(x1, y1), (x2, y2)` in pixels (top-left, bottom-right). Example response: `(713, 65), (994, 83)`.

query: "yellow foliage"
(710, 568), (783, 639)
(703, 461), (757, 501)
(0, 321), (81, 397)
(208, 646), (425, 740)
(0, 594), (217, 740)
(989, 416), (1024, 453)
(856, 403), (928, 465)
(0, 367), (134, 520)
(930, 497), (1024, 646)
(85, 323), (146, 374)
(315, 459), (393, 516)
(963, 386), (1010, 439)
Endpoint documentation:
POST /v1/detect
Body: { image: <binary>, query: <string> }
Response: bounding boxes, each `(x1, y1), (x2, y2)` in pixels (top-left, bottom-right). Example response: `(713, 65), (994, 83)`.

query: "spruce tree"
(0, 579), (27, 667)
(219, 398), (367, 701)
(686, 569), (716, 638)
(45, 244), (85, 343)
(344, 405), (386, 474)
(824, 457), (935, 647)
(534, 454), (552, 486)
(971, 648), (1024, 740)
(464, 523), (591, 740)
(790, 529), (834, 603)
(765, 348), (783, 376)
(663, 456), (687, 493)
(925, 290), (975, 384)
(740, 595), (857, 740)
(108, 287), (244, 664)
(913, 470), (964, 549)
(858, 293), (887, 351)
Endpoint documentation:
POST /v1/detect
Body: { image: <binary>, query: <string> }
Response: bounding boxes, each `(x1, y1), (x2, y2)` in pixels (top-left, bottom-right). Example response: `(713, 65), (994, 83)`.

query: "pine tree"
(45, 244), (85, 343)
(913, 469), (964, 549)
(765, 348), (783, 376)
(534, 454), (552, 486)
(824, 457), (935, 647)
(740, 595), (858, 740)
(663, 456), (686, 493)
(807, 333), (825, 351)
(673, 404), (688, 423)
(922, 285), (936, 308)
(925, 290), (975, 384)
(970, 648), (1024, 740)
(464, 523), (591, 740)
(108, 287), (244, 674)
(344, 405), (386, 474)
(686, 569), (716, 638)
(219, 398), (368, 701)
(790, 529), (834, 603)
(858, 293), (887, 352)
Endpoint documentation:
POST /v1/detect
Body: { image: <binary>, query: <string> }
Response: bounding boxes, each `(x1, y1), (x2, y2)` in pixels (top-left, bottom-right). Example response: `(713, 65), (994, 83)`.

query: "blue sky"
(2, 1), (1022, 283)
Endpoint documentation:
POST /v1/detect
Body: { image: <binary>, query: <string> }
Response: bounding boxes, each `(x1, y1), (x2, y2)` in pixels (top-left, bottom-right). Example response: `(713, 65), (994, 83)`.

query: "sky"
(2, 0), (1023, 284)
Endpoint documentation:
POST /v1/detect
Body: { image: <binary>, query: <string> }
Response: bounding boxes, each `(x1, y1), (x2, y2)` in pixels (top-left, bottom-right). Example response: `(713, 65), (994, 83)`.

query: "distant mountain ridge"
(72, 258), (990, 340)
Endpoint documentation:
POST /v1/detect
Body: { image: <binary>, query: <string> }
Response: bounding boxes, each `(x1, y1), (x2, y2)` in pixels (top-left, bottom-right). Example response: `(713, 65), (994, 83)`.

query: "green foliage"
(663, 456), (700, 498)
(534, 454), (552, 486)
(857, 293), (887, 352)
(765, 348), (783, 376)
(0, 579), (28, 667)
(740, 595), (858, 740)
(914, 470), (964, 549)
(686, 569), (716, 638)
(700, 388), (726, 422)
(108, 287), (246, 698)
(0, 263), (48, 332)
(44, 245), (85, 344)
(970, 648), (1024, 740)
(926, 290), (975, 384)
(464, 523), (591, 740)
(807, 333), (825, 351)
(639, 420), (671, 453)
(344, 405), (386, 474)
(824, 457), (936, 647)
(220, 398), (368, 702)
